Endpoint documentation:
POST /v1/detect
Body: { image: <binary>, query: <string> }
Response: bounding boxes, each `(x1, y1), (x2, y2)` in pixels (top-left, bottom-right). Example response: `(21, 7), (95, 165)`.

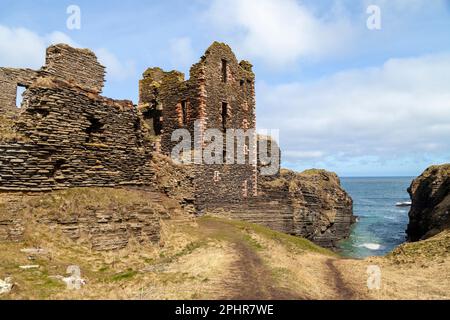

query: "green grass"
(242, 233), (264, 250)
(110, 269), (138, 282)
(144, 241), (205, 269)
(387, 230), (450, 262)
(300, 168), (327, 175)
(97, 266), (110, 273)
(175, 242), (203, 257)
(200, 216), (337, 256)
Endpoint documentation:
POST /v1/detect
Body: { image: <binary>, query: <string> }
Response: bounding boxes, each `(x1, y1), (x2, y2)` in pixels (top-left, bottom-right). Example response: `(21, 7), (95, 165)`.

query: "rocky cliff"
(262, 169), (355, 248)
(406, 164), (450, 241)
(210, 168), (355, 249)
(0, 187), (194, 251)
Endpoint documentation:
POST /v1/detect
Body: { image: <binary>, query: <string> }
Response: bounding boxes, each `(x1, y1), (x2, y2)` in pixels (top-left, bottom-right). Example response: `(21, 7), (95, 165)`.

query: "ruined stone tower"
(139, 42), (259, 212)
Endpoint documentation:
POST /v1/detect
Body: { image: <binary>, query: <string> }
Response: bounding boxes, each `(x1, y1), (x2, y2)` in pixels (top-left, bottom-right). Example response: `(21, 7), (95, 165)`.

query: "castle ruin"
(0, 42), (354, 250)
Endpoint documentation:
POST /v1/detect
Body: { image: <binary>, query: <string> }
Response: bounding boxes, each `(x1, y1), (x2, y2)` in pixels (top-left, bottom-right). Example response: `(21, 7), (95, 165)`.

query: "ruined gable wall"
(41, 44), (105, 93)
(1, 44), (105, 114)
(0, 68), (39, 112)
(0, 79), (154, 191)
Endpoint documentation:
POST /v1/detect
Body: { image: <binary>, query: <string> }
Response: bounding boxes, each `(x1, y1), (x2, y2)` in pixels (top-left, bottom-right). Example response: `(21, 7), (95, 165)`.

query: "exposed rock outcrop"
(209, 169), (355, 249)
(0, 188), (193, 251)
(262, 169), (355, 248)
(406, 164), (450, 241)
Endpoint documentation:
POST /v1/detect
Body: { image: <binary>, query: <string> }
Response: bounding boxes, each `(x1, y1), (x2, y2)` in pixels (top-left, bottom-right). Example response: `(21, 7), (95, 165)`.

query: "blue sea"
(338, 177), (414, 259)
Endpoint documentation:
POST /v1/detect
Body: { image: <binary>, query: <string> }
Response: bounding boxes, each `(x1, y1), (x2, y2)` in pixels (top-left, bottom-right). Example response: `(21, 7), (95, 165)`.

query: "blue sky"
(1, 0), (450, 177)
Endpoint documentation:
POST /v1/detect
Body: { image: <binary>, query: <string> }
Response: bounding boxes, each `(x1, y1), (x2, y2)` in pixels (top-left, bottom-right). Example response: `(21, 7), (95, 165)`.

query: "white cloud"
(0, 25), (47, 68)
(205, 0), (355, 66)
(169, 37), (196, 72)
(95, 48), (136, 81)
(203, 0), (450, 68)
(0, 25), (135, 82)
(46, 31), (80, 48)
(257, 53), (450, 166)
(0, 27), (84, 69)
(283, 150), (325, 160)
(365, 0), (447, 12)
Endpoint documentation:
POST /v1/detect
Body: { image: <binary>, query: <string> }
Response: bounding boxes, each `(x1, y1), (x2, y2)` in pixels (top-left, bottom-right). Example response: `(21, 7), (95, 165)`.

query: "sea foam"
(359, 243), (382, 250)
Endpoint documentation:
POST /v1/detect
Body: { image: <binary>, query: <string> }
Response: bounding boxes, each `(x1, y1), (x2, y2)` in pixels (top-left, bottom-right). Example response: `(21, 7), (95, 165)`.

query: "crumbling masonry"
(0, 42), (354, 250)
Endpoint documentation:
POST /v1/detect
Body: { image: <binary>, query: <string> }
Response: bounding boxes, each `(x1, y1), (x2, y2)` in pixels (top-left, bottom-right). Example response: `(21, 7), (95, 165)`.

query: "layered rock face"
(275, 169), (355, 248)
(406, 164), (450, 241)
(208, 169), (355, 249)
(0, 188), (191, 251)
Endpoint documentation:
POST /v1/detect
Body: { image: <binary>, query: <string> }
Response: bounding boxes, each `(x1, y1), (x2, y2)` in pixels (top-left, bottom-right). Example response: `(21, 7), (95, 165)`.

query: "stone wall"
(0, 68), (39, 112)
(0, 44), (105, 114)
(0, 78), (154, 191)
(41, 44), (105, 93)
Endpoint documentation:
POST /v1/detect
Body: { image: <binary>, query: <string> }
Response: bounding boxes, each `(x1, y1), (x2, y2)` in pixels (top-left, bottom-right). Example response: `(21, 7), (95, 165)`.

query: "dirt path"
(325, 258), (359, 300)
(196, 218), (370, 300)
(225, 240), (301, 300)
(199, 218), (301, 300)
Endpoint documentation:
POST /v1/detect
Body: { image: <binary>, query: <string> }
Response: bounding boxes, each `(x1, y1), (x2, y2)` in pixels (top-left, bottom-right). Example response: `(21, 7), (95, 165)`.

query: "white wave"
(358, 243), (382, 250)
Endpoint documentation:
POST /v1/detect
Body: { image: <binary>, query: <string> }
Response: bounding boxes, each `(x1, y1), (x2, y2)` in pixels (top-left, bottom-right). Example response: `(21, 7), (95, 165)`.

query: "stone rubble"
(62, 265), (86, 290)
(0, 277), (13, 295)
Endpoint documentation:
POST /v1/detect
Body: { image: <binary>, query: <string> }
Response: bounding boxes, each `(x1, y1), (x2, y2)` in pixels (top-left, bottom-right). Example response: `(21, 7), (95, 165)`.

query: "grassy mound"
(387, 230), (450, 263)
